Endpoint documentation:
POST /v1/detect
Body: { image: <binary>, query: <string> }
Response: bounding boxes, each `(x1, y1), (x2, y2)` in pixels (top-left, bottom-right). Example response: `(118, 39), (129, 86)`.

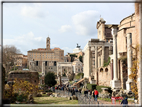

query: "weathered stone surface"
(36, 93), (42, 97)
(68, 97), (71, 100)
(71, 95), (78, 100)
(27, 94), (34, 104)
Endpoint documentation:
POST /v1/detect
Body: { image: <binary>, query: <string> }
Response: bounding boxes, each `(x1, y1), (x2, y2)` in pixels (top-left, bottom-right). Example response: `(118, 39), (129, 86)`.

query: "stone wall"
(8, 71), (39, 85)
(97, 65), (111, 86)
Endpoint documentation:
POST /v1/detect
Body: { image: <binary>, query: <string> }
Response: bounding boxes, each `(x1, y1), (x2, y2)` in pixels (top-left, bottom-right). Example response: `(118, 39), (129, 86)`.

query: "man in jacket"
(94, 89), (99, 101)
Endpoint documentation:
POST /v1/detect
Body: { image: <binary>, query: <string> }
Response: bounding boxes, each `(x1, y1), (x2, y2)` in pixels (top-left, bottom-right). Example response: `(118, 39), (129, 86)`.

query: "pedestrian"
(90, 89), (92, 96)
(71, 89), (73, 96)
(79, 89), (81, 93)
(88, 90), (91, 99)
(84, 89), (88, 98)
(121, 96), (128, 107)
(72, 88), (75, 96)
(94, 89), (99, 101)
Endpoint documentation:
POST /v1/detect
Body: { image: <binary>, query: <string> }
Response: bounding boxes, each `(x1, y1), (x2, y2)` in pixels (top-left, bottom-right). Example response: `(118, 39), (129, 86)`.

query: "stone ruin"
(27, 94), (34, 104)
(98, 88), (134, 99)
(112, 89), (134, 98)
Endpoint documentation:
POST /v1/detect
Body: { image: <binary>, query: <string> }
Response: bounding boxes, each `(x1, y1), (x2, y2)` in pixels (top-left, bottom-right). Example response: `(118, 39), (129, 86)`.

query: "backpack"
(93, 92), (95, 97)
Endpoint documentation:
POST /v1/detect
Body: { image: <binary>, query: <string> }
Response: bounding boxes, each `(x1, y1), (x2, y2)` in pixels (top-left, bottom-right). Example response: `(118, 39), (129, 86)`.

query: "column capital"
(110, 25), (118, 36)
(126, 33), (132, 37)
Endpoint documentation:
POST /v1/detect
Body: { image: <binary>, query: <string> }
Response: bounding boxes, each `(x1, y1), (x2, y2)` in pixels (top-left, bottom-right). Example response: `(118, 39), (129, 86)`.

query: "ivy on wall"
(103, 57), (110, 67)
(119, 55), (127, 65)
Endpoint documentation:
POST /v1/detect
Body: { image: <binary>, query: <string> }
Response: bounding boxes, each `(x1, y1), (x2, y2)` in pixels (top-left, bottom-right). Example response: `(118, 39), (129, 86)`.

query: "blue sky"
(3, 3), (134, 55)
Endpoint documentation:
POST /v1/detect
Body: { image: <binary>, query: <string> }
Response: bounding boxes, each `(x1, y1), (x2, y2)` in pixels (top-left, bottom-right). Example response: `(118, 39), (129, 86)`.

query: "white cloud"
(58, 25), (72, 33)
(3, 32), (45, 55)
(72, 10), (99, 36)
(21, 4), (48, 18)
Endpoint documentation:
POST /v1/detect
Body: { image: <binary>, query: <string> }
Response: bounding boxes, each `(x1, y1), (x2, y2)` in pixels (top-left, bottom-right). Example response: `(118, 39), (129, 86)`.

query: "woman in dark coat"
(121, 97), (128, 107)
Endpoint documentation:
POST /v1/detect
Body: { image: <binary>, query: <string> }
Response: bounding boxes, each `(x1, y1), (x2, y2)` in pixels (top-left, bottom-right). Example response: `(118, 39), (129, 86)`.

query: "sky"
(3, 2), (135, 55)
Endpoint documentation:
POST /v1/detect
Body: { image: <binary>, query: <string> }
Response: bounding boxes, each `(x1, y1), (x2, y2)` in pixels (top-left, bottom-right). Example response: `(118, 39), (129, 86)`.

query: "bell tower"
(46, 36), (50, 50)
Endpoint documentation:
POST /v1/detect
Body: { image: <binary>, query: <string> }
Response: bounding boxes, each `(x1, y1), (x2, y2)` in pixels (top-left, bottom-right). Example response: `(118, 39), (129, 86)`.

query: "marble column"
(111, 60), (113, 80)
(111, 26), (121, 89)
(61, 66), (62, 76)
(42, 61), (45, 76)
(113, 31), (118, 81)
(126, 33), (133, 91)
(101, 46), (105, 67)
(95, 46), (98, 83)
(89, 46), (92, 76)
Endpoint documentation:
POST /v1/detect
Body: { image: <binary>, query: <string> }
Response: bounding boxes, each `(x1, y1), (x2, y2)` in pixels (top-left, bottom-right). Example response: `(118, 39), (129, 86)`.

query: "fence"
(55, 89), (103, 105)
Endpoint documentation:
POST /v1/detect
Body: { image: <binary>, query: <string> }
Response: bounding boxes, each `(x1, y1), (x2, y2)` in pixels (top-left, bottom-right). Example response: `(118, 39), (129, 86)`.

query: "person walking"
(94, 89), (99, 101)
(121, 97), (128, 107)
(88, 89), (92, 99)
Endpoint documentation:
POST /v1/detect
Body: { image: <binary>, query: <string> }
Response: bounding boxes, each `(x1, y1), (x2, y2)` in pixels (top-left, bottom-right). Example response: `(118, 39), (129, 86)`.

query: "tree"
(70, 54), (77, 62)
(13, 78), (39, 96)
(44, 72), (57, 87)
(2, 65), (5, 99)
(79, 55), (83, 63)
(3, 45), (21, 76)
(129, 45), (139, 100)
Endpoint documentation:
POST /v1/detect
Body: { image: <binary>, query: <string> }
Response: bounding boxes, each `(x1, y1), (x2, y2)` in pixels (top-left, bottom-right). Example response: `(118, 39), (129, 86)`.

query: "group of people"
(55, 85), (128, 106)
(83, 88), (99, 101)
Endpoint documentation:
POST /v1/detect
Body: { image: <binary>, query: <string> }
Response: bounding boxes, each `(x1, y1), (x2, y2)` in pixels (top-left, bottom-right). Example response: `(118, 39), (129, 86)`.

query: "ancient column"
(95, 46), (98, 69)
(111, 26), (121, 89)
(126, 33), (133, 91)
(111, 60), (113, 80)
(89, 46), (92, 76)
(95, 46), (98, 83)
(112, 29), (118, 80)
(61, 66), (62, 76)
(101, 46), (105, 67)
(42, 61), (45, 76)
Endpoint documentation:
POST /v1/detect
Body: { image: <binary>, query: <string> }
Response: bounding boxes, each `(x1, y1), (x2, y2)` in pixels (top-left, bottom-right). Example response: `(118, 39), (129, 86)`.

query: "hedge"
(96, 85), (112, 93)
(87, 84), (97, 91)
(87, 84), (112, 93)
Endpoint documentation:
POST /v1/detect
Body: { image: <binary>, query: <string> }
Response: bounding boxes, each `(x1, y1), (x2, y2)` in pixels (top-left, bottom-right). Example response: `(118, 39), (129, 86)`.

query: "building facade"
(83, 4), (142, 103)
(28, 37), (64, 74)
(72, 59), (83, 74)
(13, 54), (28, 67)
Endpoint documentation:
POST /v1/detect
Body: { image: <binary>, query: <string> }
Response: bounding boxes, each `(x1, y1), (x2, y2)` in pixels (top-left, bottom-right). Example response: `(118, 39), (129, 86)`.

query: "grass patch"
(34, 97), (78, 104)
(98, 97), (134, 103)
(98, 98), (111, 102)
(41, 94), (49, 97)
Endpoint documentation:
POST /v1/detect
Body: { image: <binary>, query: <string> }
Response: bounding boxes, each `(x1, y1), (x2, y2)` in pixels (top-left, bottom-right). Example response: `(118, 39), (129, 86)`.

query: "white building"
(73, 44), (82, 53)
(72, 59), (83, 74)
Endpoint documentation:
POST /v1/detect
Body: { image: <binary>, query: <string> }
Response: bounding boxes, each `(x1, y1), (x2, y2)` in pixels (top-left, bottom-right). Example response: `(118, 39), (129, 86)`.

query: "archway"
(105, 68), (108, 72)
(100, 68), (103, 72)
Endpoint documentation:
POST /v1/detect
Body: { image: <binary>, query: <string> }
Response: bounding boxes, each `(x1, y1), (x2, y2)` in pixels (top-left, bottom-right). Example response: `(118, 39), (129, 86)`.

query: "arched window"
(105, 68), (108, 72)
(100, 68), (103, 72)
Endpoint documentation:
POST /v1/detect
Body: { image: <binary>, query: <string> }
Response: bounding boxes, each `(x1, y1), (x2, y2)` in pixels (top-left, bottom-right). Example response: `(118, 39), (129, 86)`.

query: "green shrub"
(96, 86), (112, 93)
(11, 93), (19, 103)
(16, 93), (28, 102)
(87, 84), (97, 90)
(45, 90), (52, 92)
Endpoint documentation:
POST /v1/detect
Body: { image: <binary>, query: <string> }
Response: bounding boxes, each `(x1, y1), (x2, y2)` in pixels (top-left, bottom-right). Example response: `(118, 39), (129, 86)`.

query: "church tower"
(46, 36), (50, 50)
